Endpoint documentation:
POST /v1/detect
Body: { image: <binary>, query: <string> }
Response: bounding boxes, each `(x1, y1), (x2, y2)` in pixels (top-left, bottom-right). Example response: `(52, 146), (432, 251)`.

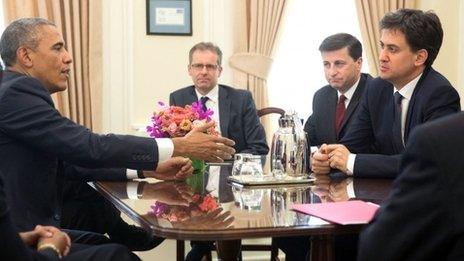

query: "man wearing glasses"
(170, 42), (268, 155)
(170, 42), (269, 260)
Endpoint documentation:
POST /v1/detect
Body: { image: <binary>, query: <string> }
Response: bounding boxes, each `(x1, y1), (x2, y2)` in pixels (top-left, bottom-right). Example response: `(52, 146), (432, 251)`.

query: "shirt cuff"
(127, 181), (139, 199)
(346, 153), (356, 175)
(206, 166), (221, 198)
(126, 169), (138, 179)
(346, 179), (356, 198)
(310, 146), (318, 154)
(156, 138), (174, 162)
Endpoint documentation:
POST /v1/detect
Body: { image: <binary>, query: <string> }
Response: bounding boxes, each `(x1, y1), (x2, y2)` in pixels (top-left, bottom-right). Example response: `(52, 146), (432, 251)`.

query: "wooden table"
(91, 165), (392, 261)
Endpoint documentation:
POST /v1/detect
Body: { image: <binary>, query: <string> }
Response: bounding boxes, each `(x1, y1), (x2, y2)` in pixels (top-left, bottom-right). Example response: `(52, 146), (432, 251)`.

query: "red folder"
(291, 200), (379, 225)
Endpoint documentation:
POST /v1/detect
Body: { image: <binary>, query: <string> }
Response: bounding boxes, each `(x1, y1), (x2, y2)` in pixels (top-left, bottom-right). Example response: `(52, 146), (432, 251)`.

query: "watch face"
(137, 170), (145, 179)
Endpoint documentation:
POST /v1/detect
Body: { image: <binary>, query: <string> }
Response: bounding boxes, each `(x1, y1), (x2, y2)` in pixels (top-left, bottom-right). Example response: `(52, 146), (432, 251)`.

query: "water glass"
(240, 188), (264, 211)
(240, 155), (264, 180)
(232, 186), (243, 207)
(231, 153), (252, 176)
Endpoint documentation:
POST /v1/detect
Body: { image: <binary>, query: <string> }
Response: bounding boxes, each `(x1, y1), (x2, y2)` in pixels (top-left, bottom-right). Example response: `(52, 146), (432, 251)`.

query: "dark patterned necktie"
(335, 95), (347, 136)
(392, 91), (404, 152)
(200, 96), (209, 112)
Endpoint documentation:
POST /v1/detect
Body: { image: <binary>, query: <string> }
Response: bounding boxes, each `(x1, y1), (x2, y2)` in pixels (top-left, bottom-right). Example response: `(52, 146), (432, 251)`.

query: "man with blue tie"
(170, 42), (268, 155)
(170, 42), (268, 260)
(312, 9), (460, 179)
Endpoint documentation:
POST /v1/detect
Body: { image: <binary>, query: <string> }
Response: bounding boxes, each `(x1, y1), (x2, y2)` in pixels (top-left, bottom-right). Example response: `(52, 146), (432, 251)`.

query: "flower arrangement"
(146, 101), (217, 138)
(147, 101), (218, 173)
(150, 194), (219, 222)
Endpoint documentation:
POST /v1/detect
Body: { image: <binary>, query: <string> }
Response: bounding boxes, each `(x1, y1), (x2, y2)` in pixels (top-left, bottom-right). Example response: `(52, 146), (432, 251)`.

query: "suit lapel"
(326, 89), (337, 140)
(218, 85), (230, 136)
(403, 67), (430, 144)
(184, 86), (199, 105)
(404, 95), (415, 145)
(339, 74), (367, 137)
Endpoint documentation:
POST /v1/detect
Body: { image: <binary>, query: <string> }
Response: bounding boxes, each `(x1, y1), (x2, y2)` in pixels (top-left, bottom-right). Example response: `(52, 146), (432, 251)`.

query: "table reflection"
(139, 181), (193, 205)
(313, 174), (351, 203)
(92, 164), (393, 261)
(136, 180), (234, 230)
(93, 164), (392, 237)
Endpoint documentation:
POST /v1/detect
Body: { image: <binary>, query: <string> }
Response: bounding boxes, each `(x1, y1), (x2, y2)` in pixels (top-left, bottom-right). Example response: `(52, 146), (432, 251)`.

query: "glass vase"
(186, 158), (206, 194)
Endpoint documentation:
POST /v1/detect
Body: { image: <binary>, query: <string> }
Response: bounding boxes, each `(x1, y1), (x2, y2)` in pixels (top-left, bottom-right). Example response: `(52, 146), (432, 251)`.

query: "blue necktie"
(392, 91), (404, 152)
(200, 96), (209, 112)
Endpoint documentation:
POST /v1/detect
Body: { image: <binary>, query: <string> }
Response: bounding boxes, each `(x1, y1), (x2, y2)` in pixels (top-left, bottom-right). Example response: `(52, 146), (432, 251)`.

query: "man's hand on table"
(311, 144), (351, 174)
(172, 121), (236, 162)
(141, 181), (193, 206)
(144, 157), (193, 181)
(172, 208), (234, 229)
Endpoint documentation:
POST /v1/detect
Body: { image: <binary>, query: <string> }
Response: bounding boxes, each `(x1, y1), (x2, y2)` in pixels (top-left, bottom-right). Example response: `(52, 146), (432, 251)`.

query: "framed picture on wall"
(146, 0), (192, 35)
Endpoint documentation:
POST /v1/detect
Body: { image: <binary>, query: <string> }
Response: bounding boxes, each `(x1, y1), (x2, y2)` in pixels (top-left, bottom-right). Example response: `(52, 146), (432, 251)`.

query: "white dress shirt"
(393, 74), (421, 144)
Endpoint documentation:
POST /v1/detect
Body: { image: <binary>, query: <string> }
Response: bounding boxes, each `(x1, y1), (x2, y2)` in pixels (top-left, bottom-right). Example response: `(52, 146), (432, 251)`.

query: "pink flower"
(149, 193), (219, 223)
(147, 101), (218, 138)
(198, 194), (219, 212)
(168, 122), (177, 134)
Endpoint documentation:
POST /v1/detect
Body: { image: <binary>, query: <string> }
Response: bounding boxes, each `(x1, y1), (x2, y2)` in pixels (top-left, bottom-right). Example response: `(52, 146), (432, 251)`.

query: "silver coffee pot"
(270, 111), (308, 179)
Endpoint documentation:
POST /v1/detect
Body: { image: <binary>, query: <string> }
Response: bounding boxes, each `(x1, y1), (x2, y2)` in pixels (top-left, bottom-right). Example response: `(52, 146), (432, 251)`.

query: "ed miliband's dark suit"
(340, 67), (460, 178)
(0, 71), (159, 232)
(358, 113), (464, 261)
(170, 84), (269, 155)
(304, 73), (372, 146)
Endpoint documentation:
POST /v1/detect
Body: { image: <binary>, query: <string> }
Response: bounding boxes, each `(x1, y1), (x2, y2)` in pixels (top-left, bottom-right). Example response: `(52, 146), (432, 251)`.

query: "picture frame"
(146, 0), (192, 36)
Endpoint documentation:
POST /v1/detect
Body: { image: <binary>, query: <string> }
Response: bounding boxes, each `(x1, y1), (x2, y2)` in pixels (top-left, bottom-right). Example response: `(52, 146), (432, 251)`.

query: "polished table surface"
(92, 164), (392, 260)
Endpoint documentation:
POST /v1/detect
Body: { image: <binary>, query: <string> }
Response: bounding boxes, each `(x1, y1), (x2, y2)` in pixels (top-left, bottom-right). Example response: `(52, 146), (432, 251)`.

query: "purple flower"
(191, 101), (214, 121)
(151, 201), (169, 216)
(147, 112), (169, 138)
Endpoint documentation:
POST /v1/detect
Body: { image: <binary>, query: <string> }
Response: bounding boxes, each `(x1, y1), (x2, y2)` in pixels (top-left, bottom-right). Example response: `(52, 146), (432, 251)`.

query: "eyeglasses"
(190, 63), (219, 71)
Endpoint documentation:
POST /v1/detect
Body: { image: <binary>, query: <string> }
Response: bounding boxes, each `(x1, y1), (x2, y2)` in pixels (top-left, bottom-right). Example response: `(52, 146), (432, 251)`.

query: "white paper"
(155, 7), (185, 25)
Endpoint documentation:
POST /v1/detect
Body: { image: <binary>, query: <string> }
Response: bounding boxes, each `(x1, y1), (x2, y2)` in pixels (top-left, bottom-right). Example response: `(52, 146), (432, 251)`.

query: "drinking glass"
(240, 188), (264, 211)
(240, 155), (264, 181)
(231, 153), (252, 176)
